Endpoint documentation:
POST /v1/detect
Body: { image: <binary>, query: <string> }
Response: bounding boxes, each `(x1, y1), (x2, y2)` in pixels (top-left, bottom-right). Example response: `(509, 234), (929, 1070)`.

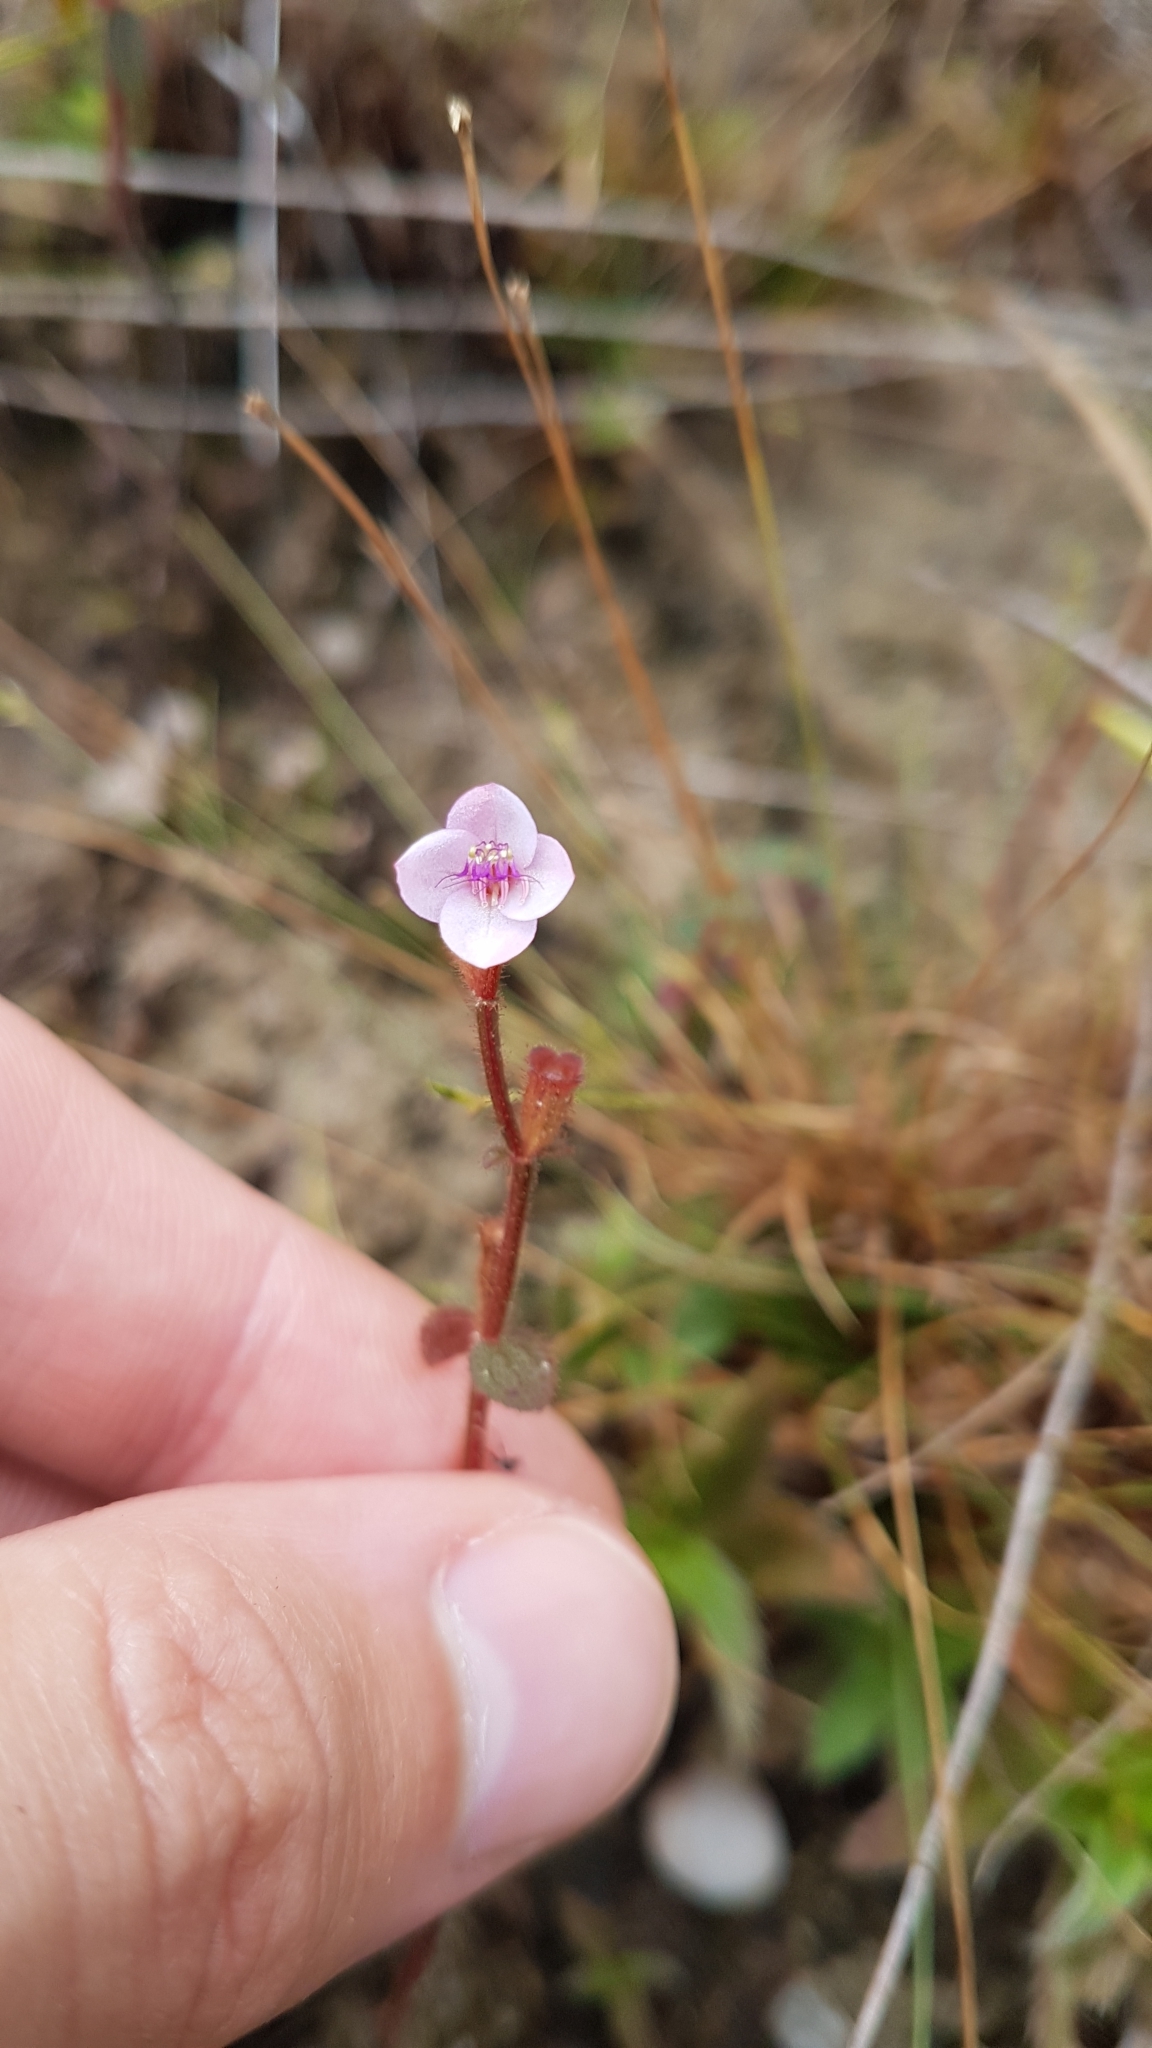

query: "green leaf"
(628, 1508), (766, 1756)
(566, 1952), (681, 2001)
(806, 1605), (976, 1786)
(675, 1284), (741, 1361)
(427, 1079), (489, 1114)
(808, 1616), (892, 1782)
(683, 1382), (775, 1527)
(674, 1282), (862, 1374)
(1042, 1729), (1152, 1947)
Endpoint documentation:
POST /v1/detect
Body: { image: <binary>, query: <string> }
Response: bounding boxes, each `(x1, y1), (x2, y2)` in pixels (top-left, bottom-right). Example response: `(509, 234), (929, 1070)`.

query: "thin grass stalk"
(447, 98), (731, 899)
(279, 321), (622, 880)
(924, 737), (1152, 1109)
(824, 1330), (1068, 1514)
(998, 296), (1152, 547)
(39, 357), (433, 833)
(780, 1159), (857, 1333)
(911, 1900), (933, 2048)
(959, 739), (1152, 1013)
(645, 0), (856, 976)
(281, 320), (561, 706)
(0, 612), (131, 759)
(177, 506), (432, 836)
(848, 953), (1152, 2048)
(0, 796), (451, 995)
(243, 394), (583, 833)
(238, 0), (281, 461)
(877, 1291), (980, 2048)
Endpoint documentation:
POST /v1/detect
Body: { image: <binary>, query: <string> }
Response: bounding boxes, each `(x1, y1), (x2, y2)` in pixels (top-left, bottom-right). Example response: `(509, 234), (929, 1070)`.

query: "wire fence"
(3, 128), (1152, 439)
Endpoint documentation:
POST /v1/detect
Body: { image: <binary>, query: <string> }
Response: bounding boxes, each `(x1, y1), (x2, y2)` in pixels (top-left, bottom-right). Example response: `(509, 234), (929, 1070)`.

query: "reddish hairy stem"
(475, 995), (522, 1158)
(462, 1387), (490, 1472)
(462, 967), (536, 1468)
(478, 1158), (537, 1340)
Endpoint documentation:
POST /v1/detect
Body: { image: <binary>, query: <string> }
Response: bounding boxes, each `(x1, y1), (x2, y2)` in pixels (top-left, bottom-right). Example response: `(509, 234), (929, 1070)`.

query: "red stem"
(462, 971), (536, 1469)
(462, 1387), (489, 1471)
(478, 1158), (535, 1339)
(475, 994), (521, 1157)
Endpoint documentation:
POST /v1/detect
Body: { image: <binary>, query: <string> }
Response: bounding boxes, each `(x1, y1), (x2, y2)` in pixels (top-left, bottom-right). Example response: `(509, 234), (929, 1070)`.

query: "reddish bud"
(419, 1304), (476, 1365)
(519, 1045), (584, 1157)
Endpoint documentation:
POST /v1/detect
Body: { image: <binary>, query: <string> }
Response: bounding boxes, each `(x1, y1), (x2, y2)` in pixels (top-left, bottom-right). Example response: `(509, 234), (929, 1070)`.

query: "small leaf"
(420, 1305), (475, 1365)
(628, 1508), (767, 1757)
(470, 1333), (558, 1411)
(427, 1079), (489, 1114)
(566, 1951), (682, 2001)
(808, 1620), (891, 1782)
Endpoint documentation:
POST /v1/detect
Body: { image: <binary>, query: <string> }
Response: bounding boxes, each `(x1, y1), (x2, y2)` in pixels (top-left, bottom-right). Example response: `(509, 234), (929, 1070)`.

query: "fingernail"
(434, 1512), (677, 1862)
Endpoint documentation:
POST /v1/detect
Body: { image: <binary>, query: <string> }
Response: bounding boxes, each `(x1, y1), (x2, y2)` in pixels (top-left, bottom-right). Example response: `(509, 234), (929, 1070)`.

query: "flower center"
(462, 840), (520, 909)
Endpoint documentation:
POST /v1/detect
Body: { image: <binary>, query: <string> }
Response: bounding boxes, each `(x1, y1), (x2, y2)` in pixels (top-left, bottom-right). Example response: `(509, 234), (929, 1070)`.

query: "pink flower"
(394, 783), (574, 968)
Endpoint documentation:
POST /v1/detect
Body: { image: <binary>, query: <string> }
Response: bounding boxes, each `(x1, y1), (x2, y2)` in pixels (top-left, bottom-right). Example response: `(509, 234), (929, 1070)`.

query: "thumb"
(0, 1475), (677, 2048)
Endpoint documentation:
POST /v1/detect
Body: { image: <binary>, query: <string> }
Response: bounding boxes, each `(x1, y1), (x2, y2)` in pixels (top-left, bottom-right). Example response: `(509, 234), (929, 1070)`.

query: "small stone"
(764, 1979), (850, 2048)
(258, 727), (327, 793)
(641, 1765), (790, 1913)
(303, 611), (375, 679)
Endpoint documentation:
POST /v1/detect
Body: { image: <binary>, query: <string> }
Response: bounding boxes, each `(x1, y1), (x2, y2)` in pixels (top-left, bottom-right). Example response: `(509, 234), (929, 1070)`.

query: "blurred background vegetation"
(5, 0), (1152, 2041)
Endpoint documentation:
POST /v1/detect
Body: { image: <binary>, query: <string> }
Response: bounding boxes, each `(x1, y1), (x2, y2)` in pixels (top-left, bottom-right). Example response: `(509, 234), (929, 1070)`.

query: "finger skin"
(0, 999), (614, 1518)
(0, 1476), (677, 2048)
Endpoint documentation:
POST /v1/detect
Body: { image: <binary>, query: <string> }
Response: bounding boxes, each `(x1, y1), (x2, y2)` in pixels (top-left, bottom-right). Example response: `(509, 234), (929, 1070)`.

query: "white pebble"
(303, 611), (375, 679)
(765, 1979), (850, 2048)
(641, 1765), (791, 1912)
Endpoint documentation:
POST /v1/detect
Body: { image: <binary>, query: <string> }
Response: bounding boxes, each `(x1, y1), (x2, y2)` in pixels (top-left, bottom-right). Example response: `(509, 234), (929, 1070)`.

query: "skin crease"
(0, 999), (679, 2048)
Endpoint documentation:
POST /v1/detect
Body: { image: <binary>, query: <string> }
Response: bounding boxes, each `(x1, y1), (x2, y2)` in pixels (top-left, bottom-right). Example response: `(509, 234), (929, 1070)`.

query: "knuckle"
(90, 1532), (339, 2022)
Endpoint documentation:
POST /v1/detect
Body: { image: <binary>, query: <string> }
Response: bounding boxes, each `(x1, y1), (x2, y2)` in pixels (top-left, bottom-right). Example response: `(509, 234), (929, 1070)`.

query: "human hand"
(0, 998), (677, 2047)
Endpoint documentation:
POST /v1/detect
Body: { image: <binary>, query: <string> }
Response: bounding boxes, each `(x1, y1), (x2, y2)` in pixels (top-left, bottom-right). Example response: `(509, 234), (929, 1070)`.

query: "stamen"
(460, 839), (520, 910)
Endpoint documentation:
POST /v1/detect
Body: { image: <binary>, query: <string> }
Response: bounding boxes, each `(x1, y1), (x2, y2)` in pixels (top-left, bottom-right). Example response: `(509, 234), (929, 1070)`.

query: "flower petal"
(394, 830), (471, 920)
(438, 888), (537, 968)
(445, 783), (537, 868)
(504, 833), (575, 921)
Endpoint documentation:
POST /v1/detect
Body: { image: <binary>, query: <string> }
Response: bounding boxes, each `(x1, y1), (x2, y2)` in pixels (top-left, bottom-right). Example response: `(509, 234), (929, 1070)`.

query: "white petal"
(439, 888), (537, 968)
(445, 783), (537, 868)
(504, 833), (575, 921)
(394, 830), (471, 921)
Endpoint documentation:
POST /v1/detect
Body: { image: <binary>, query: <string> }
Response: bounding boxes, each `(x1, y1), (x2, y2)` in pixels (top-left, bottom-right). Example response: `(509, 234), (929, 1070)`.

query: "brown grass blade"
(998, 296), (1152, 547)
(645, 0), (855, 972)
(244, 393), (592, 850)
(447, 98), (731, 899)
(0, 614), (131, 760)
(849, 953), (1152, 2048)
(781, 1158), (858, 1334)
(176, 506), (433, 838)
(955, 738), (1152, 1017)
(0, 796), (451, 996)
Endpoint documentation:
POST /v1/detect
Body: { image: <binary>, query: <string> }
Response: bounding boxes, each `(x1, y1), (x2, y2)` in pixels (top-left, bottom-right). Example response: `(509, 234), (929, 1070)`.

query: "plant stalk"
(463, 966), (537, 1468)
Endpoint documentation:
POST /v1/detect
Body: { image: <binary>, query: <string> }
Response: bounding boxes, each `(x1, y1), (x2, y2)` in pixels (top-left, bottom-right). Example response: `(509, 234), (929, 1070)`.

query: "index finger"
(0, 999), (614, 1515)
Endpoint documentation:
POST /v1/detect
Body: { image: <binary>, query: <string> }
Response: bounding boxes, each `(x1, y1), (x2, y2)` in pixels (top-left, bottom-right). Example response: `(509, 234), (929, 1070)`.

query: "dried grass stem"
(848, 954), (1152, 2048)
(448, 98), (731, 899)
